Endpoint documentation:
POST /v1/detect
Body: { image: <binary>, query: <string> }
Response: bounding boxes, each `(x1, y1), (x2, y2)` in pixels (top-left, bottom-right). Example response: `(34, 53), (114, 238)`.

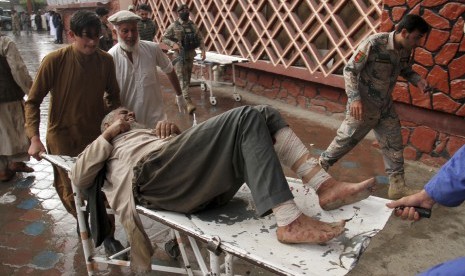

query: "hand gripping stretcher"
(41, 153), (392, 276)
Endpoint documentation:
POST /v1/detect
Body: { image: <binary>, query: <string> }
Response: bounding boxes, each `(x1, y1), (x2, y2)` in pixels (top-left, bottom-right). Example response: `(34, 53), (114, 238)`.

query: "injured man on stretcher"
(70, 105), (376, 272)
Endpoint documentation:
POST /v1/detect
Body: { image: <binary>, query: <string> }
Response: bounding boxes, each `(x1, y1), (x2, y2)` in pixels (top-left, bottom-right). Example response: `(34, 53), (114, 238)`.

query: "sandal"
(9, 162), (34, 173)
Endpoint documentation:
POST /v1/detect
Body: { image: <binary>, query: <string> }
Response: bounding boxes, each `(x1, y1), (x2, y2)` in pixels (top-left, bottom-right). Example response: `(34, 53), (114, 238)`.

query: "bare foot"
(276, 214), (345, 244)
(318, 177), (376, 211)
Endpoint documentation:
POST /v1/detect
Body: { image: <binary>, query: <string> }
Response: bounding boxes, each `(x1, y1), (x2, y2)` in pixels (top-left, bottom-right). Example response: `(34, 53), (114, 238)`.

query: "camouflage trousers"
(320, 108), (404, 176)
(174, 56), (194, 99)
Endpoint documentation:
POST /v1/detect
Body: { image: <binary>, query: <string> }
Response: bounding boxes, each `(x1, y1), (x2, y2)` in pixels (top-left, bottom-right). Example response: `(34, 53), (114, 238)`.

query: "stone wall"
(201, 0), (465, 167)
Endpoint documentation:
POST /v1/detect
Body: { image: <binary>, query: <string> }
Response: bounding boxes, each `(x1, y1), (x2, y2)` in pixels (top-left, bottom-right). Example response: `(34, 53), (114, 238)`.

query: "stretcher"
(193, 51), (248, 106)
(41, 153), (393, 276)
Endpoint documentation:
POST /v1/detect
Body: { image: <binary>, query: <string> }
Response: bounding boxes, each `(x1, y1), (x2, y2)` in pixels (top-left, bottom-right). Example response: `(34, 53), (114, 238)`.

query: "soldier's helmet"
(177, 4), (188, 12)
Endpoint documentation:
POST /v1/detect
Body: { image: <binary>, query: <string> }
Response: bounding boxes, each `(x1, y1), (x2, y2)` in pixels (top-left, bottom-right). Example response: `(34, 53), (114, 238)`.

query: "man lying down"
(70, 105), (376, 272)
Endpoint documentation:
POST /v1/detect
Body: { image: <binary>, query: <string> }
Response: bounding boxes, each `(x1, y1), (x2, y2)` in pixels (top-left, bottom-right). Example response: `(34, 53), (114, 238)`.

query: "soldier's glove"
(176, 95), (187, 113)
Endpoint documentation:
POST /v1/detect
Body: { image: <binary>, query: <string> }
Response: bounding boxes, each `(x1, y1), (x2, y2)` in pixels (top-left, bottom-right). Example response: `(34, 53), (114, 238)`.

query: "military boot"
(388, 174), (420, 199)
(185, 97), (196, 114)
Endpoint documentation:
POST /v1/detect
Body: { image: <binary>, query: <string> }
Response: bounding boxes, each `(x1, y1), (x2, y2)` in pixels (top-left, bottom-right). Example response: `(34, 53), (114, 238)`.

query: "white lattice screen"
(146, 0), (382, 77)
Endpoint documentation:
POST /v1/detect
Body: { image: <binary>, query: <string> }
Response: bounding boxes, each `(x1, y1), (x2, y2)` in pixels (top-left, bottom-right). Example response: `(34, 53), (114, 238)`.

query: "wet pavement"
(1, 31), (464, 275)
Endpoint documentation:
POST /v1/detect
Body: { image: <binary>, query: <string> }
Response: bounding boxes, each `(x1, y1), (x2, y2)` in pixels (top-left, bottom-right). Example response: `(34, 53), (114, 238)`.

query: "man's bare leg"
(276, 214), (346, 243)
(274, 127), (376, 210)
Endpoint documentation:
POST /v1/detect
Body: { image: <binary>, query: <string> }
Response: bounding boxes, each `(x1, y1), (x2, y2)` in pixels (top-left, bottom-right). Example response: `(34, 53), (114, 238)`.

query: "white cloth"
(49, 15), (56, 37)
(0, 101), (30, 157)
(108, 41), (173, 128)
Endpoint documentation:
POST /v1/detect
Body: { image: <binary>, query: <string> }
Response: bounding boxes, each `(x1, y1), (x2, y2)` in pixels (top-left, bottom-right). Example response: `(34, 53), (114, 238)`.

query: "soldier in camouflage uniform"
(96, 7), (114, 51)
(137, 4), (157, 41)
(319, 15), (431, 199)
(162, 3), (206, 114)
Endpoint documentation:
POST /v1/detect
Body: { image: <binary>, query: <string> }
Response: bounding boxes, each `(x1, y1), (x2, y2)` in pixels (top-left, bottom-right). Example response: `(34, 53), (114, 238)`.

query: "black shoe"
(103, 237), (129, 260)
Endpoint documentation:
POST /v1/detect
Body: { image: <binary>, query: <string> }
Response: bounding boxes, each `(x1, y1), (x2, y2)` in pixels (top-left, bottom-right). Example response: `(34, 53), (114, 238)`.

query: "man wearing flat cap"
(108, 10), (186, 129)
(162, 3), (206, 114)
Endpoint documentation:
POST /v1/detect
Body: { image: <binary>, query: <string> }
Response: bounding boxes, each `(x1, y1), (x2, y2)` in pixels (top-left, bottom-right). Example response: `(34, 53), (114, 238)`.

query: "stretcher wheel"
(233, 94), (242, 102)
(210, 97), (217, 106)
(200, 82), (207, 91)
(165, 239), (180, 259)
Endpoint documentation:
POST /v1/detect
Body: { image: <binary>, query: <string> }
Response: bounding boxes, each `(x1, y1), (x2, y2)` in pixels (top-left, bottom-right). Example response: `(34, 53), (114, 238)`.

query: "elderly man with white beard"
(108, 11), (187, 128)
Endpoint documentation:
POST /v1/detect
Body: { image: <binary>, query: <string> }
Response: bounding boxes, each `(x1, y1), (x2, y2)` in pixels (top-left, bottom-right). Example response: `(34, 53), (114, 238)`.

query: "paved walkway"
(0, 31), (464, 275)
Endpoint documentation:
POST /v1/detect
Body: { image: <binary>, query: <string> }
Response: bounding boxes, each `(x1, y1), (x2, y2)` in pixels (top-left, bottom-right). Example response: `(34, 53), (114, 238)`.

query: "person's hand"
(349, 100), (363, 120)
(172, 42), (181, 52)
(417, 79), (432, 93)
(176, 95), (187, 113)
(386, 189), (436, 221)
(102, 118), (131, 142)
(153, 121), (181, 139)
(28, 136), (46, 161)
(201, 50), (206, 61)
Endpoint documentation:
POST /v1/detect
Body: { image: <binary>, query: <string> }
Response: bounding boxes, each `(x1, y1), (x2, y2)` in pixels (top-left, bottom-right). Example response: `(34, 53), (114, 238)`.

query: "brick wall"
(202, 0), (465, 167)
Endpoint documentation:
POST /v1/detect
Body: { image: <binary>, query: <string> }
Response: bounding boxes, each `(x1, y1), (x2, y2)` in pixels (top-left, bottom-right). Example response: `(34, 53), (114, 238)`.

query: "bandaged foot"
(276, 214), (345, 244)
(273, 127), (375, 210)
(317, 177), (376, 211)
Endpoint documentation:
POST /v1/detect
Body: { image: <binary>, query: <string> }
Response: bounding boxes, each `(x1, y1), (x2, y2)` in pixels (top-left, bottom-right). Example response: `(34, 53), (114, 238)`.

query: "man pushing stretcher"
(70, 105), (376, 272)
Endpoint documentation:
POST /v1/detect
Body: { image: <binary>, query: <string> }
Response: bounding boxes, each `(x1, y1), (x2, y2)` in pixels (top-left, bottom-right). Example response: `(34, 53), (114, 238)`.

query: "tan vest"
(0, 55), (24, 103)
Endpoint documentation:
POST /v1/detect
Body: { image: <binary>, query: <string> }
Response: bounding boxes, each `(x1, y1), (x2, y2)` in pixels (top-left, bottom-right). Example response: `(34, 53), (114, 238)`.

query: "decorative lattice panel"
(146, 0), (382, 77)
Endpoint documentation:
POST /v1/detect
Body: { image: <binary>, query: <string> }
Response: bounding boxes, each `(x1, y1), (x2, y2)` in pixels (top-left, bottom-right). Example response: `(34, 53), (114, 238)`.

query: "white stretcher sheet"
(193, 50), (249, 64)
(138, 178), (393, 276)
(41, 154), (392, 275)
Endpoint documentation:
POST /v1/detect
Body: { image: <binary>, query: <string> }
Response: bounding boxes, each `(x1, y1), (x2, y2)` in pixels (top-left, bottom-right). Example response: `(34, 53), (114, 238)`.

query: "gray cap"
(108, 10), (141, 24)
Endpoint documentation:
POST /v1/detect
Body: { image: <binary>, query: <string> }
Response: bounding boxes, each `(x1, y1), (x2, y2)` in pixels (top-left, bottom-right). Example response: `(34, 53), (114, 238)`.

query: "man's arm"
(424, 145), (465, 207)
(103, 56), (121, 111)
(161, 22), (178, 48)
(25, 53), (56, 160)
(154, 44), (186, 112)
(70, 118), (130, 188)
(399, 54), (430, 93)
(2, 37), (32, 94)
(343, 38), (372, 120)
(387, 145), (465, 220)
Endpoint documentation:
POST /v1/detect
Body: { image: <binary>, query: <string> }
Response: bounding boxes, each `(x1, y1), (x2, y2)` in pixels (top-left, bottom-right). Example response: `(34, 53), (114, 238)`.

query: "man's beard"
(129, 121), (146, 130)
(118, 36), (139, 52)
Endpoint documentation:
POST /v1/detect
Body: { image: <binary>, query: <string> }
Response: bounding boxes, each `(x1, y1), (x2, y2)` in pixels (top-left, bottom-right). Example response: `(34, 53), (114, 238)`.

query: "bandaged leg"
(273, 127), (330, 190)
(272, 199), (302, 227)
(273, 127), (376, 210)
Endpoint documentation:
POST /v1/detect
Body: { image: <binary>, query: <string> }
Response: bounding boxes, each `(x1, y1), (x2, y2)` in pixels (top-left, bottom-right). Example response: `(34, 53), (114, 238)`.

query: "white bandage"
(307, 167), (331, 191)
(272, 199), (302, 227)
(296, 158), (331, 191)
(273, 127), (308, 168)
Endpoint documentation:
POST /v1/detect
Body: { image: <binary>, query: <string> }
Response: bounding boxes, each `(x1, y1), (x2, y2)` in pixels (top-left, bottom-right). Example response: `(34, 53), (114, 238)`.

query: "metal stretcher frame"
(41, 154), (230, 275)
(193, 51), (248, 106)
(40, 153), (393, 276)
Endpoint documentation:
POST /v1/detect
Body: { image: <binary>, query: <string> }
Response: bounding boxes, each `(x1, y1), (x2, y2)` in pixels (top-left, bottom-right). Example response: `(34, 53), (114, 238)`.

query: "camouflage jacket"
(343, 31), (421, 109)
(162, 18), (205, 59)
(137, 19), (157, 41)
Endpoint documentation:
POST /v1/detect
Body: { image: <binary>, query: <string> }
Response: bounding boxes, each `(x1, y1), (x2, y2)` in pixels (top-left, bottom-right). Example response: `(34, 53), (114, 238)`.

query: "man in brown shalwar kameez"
(24, 10), (124, 257)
